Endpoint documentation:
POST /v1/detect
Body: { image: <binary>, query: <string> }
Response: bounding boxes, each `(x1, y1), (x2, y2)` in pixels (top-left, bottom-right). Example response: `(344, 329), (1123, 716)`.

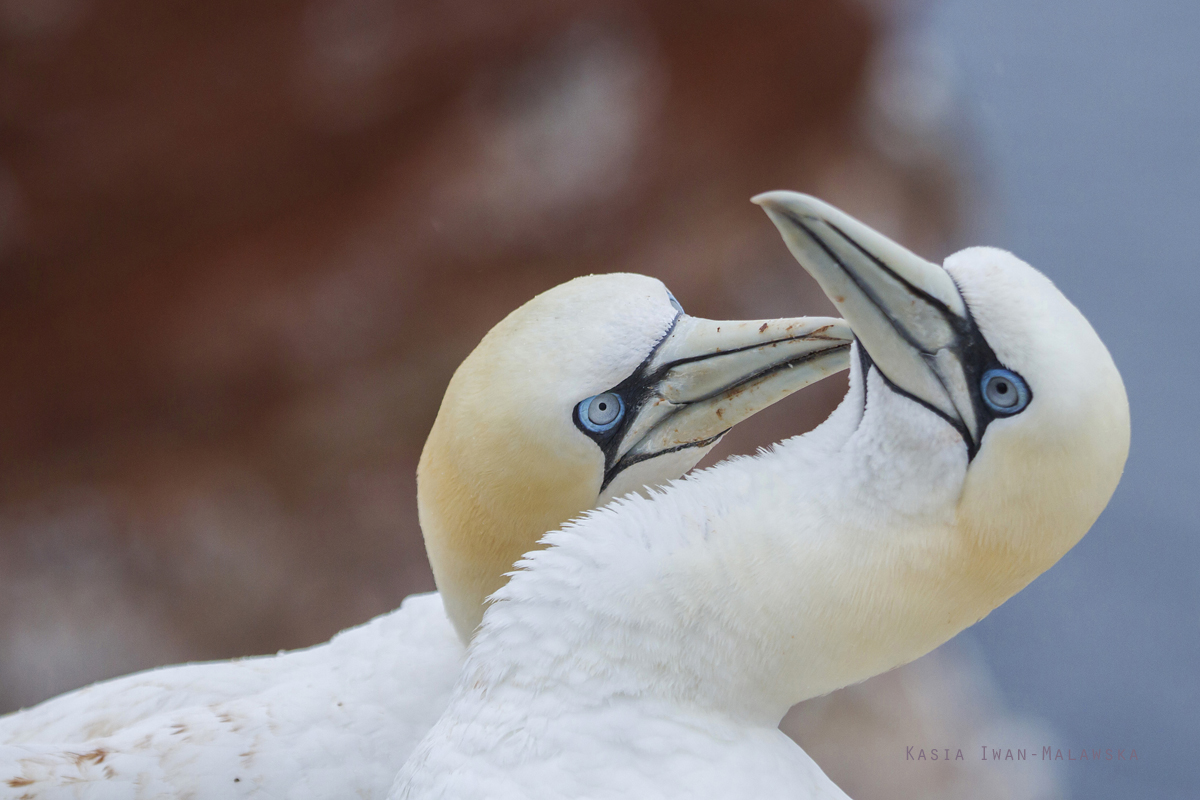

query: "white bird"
(0, 273), (851, 798)
(393, 193), (1130, 800)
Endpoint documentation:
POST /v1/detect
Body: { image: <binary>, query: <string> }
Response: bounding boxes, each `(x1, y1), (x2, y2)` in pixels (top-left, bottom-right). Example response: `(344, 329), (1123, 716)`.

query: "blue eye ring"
(578, 392), (625, 433)
(980, 368), (1030, 415)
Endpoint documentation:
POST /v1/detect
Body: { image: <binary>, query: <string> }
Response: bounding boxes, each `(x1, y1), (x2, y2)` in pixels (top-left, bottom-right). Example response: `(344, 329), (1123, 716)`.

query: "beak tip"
(752, 190), (835, 218)
(750, 190), (789, 209)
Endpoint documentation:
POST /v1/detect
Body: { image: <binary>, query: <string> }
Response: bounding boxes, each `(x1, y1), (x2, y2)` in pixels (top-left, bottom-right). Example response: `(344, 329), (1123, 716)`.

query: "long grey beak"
(754, 191), (1000, 457)
(599, 313), (851, 499)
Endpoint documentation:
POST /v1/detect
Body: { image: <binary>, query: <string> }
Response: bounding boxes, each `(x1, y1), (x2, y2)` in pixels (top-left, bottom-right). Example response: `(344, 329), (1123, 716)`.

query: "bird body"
(1, 592), (460, 798)
(397, 691), (841, 800)
(394, 361), (957, 799)
(0, 274), (850, 798)
(392, 195), (1128, 799)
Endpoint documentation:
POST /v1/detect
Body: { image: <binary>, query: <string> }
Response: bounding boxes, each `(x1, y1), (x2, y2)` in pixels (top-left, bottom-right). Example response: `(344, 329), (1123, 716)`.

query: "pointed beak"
(754, 190), (989, 454)
(603, 313), (851, 493)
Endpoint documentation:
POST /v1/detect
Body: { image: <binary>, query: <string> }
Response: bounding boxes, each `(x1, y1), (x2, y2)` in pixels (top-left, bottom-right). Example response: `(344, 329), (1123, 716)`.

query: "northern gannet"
(0, 273), (851, 797)
(393, 194), (1130, 799)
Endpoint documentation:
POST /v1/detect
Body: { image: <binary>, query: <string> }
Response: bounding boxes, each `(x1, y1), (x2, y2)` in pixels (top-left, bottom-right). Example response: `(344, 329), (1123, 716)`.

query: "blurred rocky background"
(0, 0), (1136, 797)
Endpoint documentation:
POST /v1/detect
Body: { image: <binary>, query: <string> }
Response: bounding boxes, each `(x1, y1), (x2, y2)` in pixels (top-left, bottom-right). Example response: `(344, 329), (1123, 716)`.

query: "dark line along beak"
(599, 314), (852, 492)
(754, 191), (997, 456)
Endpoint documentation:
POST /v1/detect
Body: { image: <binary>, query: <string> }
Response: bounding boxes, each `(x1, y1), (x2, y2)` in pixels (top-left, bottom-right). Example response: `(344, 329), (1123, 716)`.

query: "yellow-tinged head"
(419, 273), (852, 641)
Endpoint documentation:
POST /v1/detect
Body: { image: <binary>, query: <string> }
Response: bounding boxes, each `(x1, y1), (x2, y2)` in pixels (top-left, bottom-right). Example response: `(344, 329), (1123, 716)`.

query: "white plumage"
(2, 593), (459, 797)
(391, 194), (1129, 799)
(0, 273), (849, 798)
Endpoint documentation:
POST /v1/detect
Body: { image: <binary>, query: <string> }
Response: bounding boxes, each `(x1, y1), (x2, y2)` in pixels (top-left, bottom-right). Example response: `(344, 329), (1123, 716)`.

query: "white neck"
(456, 346), (1045, 730)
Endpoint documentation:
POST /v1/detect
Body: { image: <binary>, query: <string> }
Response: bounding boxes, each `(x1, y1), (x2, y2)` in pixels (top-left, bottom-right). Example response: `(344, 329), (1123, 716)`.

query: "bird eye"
(578, 392), (624, 432)
(980, 368), (1030, 415)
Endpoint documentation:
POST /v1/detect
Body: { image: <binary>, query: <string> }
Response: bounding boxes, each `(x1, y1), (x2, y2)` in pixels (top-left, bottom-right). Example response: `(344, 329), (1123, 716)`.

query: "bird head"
(419, 272), (852, 641)
(756, 191), (1130, 592)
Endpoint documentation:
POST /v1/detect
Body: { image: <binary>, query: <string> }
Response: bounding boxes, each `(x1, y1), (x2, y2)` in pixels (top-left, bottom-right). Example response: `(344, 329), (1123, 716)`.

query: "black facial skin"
(572, 308), (723, 492)
(574, 293), (851, 490)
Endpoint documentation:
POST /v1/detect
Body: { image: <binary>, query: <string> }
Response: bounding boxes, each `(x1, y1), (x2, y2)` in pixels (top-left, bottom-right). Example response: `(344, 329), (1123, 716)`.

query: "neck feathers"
(460, 360), (1044, 727)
